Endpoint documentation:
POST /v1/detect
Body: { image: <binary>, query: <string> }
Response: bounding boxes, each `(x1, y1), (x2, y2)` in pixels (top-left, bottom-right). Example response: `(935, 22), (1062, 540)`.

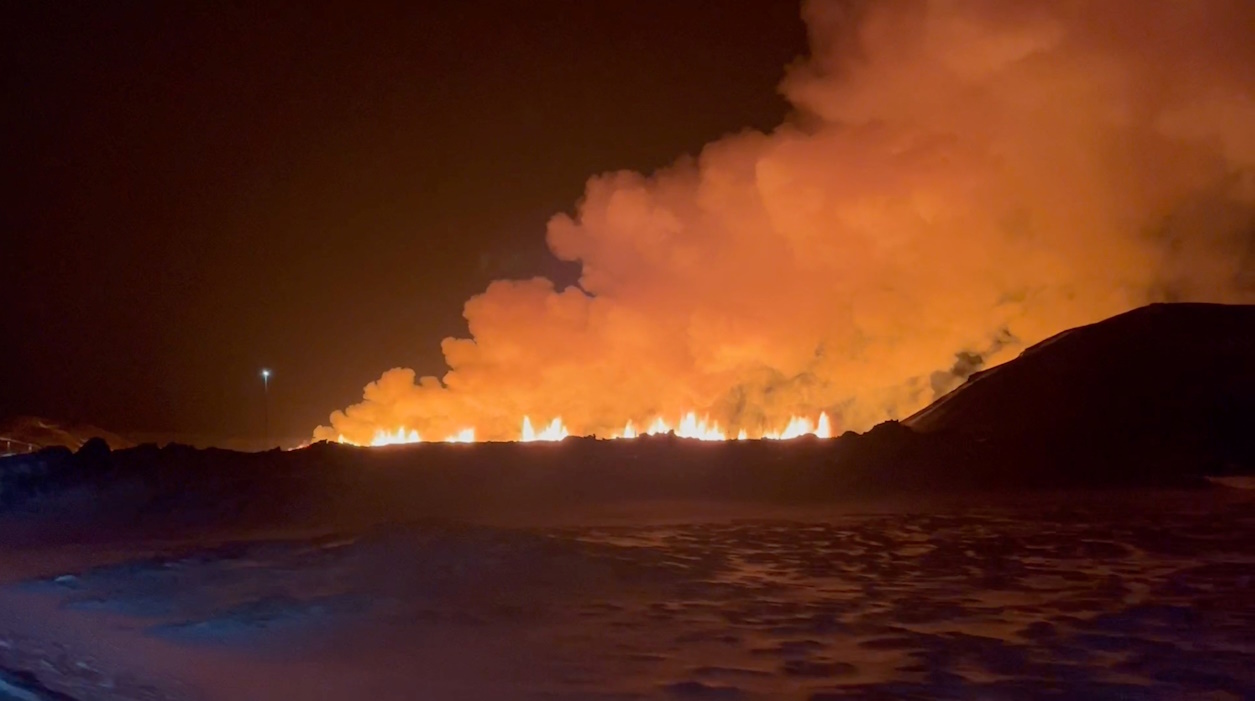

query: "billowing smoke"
(317, 0), (1255, 443)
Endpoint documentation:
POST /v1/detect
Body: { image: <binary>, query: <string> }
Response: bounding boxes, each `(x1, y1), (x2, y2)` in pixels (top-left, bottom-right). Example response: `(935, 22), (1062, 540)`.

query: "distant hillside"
(904, 303), (1255, 478)
(0, 416), (132, 454)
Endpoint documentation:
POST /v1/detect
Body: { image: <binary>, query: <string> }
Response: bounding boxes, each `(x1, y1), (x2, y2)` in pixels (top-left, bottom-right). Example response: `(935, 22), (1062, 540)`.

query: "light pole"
(261, 369), (271, 449)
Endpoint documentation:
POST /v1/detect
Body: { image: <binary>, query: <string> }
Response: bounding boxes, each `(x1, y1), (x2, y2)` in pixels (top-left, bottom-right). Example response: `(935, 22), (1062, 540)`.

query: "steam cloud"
(317, 0), (1255, 442)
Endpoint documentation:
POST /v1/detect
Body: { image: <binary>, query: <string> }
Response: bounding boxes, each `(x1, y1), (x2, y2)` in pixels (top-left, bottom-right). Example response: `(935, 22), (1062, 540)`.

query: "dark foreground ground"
(1, 488), (1252, 701)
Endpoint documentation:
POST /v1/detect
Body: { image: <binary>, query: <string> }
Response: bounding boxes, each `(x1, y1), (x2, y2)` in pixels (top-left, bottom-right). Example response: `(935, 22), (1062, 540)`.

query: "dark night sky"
(2, 1), (807, 441)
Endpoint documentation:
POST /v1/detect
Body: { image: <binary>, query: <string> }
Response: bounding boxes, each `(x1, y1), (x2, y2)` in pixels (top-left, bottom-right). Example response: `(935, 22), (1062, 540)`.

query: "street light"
(261, 369), (271, 449)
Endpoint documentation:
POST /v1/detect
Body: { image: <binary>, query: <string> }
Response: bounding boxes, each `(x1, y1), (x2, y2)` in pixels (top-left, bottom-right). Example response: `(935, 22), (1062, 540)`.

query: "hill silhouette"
(904, 303), (1255, 484)
(0, 416), (132, 454)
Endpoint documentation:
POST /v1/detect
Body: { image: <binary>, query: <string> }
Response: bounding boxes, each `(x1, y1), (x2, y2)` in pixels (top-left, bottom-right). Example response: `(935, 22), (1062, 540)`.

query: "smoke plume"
(317, 0), (1255, 443)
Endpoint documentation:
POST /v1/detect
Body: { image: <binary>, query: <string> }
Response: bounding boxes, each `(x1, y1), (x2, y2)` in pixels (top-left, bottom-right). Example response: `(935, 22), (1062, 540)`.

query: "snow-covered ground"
(2, 492), (1253, 700)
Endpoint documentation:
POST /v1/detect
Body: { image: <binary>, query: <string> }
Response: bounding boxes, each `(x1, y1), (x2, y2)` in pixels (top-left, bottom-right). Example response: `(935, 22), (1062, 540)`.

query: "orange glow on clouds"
(316, 0), (1255, 448)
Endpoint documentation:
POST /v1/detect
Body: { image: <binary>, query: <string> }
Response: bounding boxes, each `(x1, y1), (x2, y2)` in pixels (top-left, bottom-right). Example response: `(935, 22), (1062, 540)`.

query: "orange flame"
(521, 416), (570, 442)
(676, 412), (726, 441)
(370, 427), (421, 446)
(336, 411), (834, 447)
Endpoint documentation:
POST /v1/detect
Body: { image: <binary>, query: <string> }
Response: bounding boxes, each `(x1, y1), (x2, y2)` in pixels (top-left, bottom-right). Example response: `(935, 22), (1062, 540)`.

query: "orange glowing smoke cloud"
(317, 0), (1255, 445)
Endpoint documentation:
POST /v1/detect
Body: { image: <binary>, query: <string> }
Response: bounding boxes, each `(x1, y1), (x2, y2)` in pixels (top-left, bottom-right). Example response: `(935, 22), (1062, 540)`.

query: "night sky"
(3, 1), (807, 440)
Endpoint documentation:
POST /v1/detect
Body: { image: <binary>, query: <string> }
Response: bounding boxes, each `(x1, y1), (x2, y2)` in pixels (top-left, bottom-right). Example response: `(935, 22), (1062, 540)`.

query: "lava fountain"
(337, 412), (833, 447)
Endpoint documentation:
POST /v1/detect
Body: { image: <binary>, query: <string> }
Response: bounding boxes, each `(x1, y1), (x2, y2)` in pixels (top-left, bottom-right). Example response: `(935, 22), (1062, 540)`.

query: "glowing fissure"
(521, 416), (570, 442)
(444, 428), (476, 443)
(367, 427), (421, 446)
(336, 412), (834, 447)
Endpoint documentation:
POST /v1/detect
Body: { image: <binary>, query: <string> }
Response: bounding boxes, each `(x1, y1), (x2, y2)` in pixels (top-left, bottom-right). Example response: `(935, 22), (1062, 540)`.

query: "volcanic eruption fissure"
(318, 0), (1255, 446)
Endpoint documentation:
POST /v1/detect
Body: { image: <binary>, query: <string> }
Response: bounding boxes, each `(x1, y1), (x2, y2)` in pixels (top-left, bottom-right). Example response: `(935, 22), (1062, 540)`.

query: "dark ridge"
(0, 416), (133, 454)
(905, 302), (1255, 478)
